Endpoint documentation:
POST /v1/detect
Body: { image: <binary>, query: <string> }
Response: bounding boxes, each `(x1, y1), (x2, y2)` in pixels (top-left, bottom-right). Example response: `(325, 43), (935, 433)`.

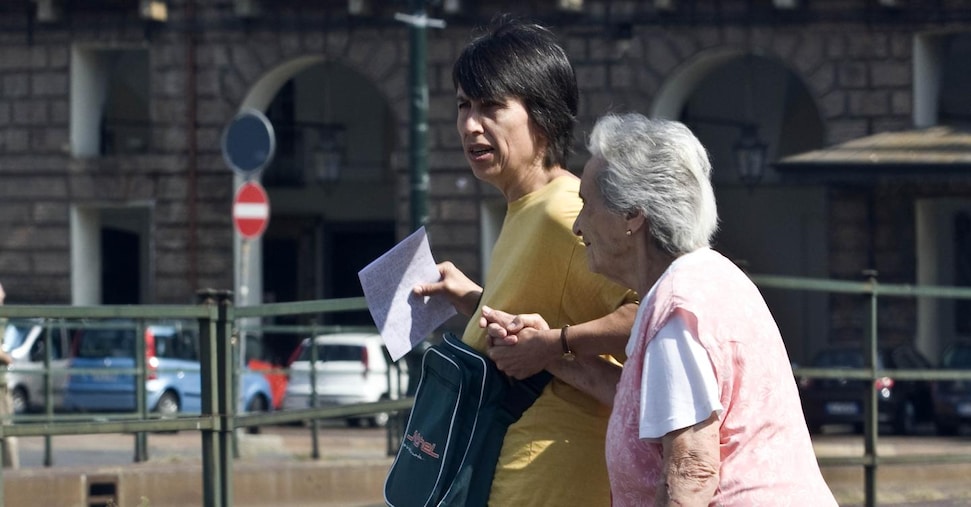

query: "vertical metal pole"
(408, 0), (429, 232)
(231, 325), (240, 460)
(386, 364), (394, 455)
(198, 290), (222, 507)
(309, 331), (320, 460)
(862, 269), (879, 507)
(43, 323), (55, 467)
(198, 289), (233, 507)
(217, 291), (236, 507)
(134, 319), (149, 462)
(0, 378), (6, 506)
(236, 239), (249, 460)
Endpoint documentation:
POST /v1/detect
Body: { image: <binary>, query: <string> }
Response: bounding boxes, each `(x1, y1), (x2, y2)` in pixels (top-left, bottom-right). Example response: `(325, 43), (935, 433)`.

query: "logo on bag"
(405, 430), (440, 459)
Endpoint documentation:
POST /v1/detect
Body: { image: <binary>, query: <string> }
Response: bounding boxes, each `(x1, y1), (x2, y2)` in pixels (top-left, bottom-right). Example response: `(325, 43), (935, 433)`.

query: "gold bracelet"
(560, 325), (576, 361)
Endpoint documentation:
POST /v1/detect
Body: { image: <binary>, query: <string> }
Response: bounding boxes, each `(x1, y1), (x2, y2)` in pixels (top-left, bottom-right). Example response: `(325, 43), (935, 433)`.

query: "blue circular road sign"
(221, 108), (276, 177)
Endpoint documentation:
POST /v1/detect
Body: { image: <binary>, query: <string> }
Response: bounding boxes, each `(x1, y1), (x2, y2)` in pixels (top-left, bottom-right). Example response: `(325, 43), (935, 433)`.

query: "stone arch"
(238, 55), (324, 111)
(650, 48), (742, 120)
(218, 30), (411, 133)
(229, 51), (402, 358)
(651, 47), (824, 185)
(649, 47), (829, 364)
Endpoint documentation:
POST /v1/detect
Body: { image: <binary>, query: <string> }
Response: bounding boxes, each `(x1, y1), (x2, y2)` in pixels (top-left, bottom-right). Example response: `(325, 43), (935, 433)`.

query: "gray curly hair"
(587, 113), (719, 256)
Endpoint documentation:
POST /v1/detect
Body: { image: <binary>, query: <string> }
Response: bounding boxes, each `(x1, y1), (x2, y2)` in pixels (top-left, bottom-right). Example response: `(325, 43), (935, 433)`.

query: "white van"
(282, 332), (408, 427)
(2, 319), (72, 414)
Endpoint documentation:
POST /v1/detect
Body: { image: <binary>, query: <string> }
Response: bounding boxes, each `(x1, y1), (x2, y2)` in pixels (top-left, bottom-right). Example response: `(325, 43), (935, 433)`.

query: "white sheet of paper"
(358, 226), (457, 361)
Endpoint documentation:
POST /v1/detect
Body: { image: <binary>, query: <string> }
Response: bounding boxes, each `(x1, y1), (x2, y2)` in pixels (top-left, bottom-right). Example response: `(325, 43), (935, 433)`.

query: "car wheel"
(368, 394), (391, 428)
(10, 387), (28, 415)
(894, 400), (917, 435)
(369, 410), (390, 428)
(245, 396), (268, 434)
(155, 391), (180, 417)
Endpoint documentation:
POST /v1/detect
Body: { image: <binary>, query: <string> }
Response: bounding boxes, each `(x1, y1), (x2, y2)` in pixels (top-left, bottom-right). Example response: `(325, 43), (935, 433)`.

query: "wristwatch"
(560, 325), (576, 361)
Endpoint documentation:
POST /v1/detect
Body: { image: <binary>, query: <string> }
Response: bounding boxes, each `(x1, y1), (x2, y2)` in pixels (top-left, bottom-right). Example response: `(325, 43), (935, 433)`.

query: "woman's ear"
(626, 211), (646, 235)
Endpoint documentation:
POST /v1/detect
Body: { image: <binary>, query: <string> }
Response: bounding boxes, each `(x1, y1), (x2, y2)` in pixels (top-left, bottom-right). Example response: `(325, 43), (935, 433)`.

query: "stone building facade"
(1, 0), (969, 363)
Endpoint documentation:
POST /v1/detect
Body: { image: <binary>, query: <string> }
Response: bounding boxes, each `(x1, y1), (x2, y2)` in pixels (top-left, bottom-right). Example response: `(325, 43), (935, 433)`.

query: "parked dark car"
(932, 341), (971, 435)
(798, 345), (936, 435)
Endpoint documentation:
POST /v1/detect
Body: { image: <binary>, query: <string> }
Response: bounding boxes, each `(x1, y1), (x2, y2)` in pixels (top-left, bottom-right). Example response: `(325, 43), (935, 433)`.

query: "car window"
(892, 346), (933, 369)
(889, 348), (907, 368)
(298, 343), (364, 362)
(76, 329), (135, 358)
(942, 345), (971, 368)
(2, 322), (31, 352)
(915, 351), (933, 368)
(814, 348), (888, 369)
(154, 329), (198, 361)
(51, 327), (67, 359)
(814, 349), (864, 368)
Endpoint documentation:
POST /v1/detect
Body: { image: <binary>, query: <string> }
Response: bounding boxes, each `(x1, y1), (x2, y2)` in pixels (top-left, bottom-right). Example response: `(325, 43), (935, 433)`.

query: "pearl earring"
(626, 230), (632, 236)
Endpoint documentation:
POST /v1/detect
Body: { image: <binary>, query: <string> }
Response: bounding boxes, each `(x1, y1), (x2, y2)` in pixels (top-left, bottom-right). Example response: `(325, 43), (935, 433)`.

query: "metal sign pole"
(222, 111), (275, 421)
(395, 5), (444, 232)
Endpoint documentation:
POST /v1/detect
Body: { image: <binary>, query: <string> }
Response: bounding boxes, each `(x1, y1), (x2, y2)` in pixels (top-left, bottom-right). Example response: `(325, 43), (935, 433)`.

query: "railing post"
(43, 322), (56, 467)
(219, 294), (236, 504)
(862, 269), (879, 507)
(386, 357), (406, 456)
(0, 367), (7, 506)
(309, 326), (320, 460)
(231, 324), (240, 460)
(198, 289), (234, 507)
(134, 319), (149, 462)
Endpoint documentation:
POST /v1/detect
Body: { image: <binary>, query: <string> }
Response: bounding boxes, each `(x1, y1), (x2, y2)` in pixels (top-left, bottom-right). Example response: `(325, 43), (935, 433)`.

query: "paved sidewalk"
(813, 430), (971, 506)
(6, 424), (971, 506)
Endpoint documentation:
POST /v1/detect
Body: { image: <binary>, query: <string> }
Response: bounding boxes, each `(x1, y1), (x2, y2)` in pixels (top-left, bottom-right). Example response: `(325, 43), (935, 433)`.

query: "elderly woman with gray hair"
(482, 113), (836, 505)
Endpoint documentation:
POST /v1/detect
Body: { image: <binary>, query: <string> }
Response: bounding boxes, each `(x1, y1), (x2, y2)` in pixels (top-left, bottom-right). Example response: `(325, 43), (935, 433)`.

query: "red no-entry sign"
(233, 181), (270, 240)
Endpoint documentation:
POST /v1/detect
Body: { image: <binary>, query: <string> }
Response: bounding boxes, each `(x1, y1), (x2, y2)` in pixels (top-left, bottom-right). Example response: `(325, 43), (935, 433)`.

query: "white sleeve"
(638, 313), (723, 440)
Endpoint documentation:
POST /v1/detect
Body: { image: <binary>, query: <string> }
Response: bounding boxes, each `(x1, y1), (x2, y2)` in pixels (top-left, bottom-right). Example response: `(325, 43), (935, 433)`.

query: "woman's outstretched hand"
(413, 261), (483, 317)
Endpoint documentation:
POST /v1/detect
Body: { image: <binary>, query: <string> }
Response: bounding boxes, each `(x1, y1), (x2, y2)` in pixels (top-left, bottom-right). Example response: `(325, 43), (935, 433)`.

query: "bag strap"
(442, 332), (552, 420)
(501, 370), (551, 419)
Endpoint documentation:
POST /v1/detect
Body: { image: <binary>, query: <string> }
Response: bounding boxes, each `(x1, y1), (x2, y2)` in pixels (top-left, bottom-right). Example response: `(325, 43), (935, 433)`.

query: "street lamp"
(682, 114), (768, 187)
(733, 124), (767, 186)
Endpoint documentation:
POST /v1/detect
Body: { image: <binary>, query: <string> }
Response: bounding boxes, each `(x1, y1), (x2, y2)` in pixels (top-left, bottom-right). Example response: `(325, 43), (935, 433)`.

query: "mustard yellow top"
(462, 175), (637, 506)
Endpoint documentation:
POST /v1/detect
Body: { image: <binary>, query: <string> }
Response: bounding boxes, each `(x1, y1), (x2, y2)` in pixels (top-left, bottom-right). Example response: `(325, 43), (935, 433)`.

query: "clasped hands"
(480, 306), (561, 380)
(411, 262), (563, 380)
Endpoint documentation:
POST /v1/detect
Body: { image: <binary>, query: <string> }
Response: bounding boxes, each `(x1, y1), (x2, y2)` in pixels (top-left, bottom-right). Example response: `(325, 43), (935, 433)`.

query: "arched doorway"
(652, 50), (828, 363)
(233, 59), (399, 363)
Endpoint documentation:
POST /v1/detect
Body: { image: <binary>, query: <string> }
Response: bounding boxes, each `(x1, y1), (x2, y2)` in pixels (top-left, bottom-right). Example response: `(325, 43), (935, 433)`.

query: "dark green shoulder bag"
(383, 332), (550, 507)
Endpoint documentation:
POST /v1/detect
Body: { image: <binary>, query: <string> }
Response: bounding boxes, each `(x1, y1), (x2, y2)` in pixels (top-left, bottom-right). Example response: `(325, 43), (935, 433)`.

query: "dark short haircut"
(452, 16), (579, 169)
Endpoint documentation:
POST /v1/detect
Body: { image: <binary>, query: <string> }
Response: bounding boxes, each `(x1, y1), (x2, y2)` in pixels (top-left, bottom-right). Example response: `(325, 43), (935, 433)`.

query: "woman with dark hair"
(483, 113), (837, 505)
(413, 17), (638, 506)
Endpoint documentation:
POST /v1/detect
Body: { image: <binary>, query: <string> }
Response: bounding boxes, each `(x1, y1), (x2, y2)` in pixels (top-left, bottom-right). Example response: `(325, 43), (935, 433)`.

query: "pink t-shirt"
(606, 248), (837, 506)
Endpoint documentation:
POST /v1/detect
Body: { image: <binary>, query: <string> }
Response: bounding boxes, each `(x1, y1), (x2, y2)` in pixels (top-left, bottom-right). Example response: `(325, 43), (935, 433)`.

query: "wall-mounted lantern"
(733, 125), (767, 186)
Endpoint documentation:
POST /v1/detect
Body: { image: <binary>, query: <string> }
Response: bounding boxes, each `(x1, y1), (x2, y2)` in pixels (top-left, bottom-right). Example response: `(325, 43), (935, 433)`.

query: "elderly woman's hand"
(480, 306), (559, 379)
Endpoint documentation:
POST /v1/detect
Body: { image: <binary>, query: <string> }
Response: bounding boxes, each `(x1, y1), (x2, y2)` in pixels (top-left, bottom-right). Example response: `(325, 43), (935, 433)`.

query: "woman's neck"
(636, 242), (678, 297)
(502, 166), (573, 203)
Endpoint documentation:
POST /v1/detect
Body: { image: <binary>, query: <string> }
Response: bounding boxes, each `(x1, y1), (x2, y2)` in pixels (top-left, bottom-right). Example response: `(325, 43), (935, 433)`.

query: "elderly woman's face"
(573, 157), (631, 281)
